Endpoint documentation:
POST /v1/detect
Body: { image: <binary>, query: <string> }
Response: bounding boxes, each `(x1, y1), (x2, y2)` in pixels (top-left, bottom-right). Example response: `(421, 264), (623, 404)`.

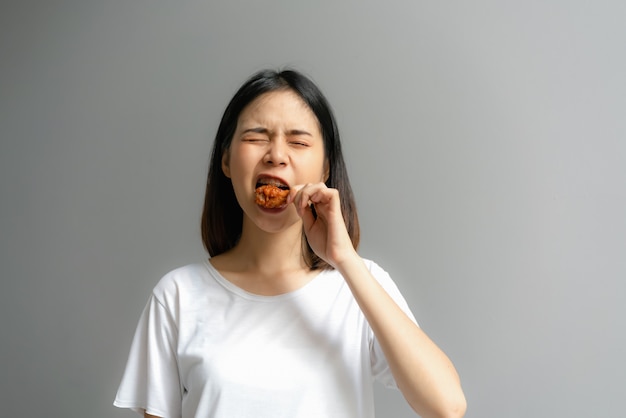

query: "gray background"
(1, 1), (624, 417)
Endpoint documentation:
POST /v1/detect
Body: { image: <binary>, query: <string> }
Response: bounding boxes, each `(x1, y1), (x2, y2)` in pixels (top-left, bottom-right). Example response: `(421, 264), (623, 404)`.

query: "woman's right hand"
(291, 182), (357, 270)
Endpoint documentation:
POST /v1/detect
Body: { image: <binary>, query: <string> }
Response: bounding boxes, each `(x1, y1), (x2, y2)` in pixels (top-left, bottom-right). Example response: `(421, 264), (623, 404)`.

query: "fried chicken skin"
(255, 184), (290, 208)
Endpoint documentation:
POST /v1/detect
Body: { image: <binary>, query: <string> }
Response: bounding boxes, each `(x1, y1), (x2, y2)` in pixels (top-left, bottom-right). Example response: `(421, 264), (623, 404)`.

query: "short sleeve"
(114, 294), (183, 417)
(366, 260), (419, 389)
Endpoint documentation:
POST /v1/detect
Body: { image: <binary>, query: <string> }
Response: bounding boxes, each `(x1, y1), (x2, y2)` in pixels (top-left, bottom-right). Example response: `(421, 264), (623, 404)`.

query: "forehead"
(237, 90), (320, 130)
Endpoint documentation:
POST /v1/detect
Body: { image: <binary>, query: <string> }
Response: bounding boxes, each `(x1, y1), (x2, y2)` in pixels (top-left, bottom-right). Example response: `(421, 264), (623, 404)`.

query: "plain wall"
(1, 1), (624, 417)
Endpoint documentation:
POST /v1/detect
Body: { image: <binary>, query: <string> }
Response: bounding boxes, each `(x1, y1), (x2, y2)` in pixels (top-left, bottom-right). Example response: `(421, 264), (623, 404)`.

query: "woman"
(114, 69), (466, 418)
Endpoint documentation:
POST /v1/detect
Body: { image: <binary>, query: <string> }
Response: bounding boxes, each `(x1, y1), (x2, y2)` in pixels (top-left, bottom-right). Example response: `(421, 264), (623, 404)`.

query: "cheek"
(309, 153), (328, 182)
(227, 147), (254, 178)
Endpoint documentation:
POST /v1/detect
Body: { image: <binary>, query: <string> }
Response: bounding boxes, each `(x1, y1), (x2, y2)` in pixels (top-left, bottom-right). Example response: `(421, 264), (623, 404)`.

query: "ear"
(221, 150), (231, 178)
(322, 159), (330, 183)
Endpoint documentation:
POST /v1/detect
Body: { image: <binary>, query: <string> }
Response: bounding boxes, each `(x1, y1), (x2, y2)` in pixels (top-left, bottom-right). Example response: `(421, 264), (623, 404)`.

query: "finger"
(307, 189), (334, 205)
(288, 184), (305, 205)
(303, 188), (340, 217)
(292, 183), (325, 213)
(288, 184), (308, 215)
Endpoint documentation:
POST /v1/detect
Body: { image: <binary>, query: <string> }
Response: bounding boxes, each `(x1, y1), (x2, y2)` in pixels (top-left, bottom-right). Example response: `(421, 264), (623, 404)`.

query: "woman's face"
(222, 89), (328, 233)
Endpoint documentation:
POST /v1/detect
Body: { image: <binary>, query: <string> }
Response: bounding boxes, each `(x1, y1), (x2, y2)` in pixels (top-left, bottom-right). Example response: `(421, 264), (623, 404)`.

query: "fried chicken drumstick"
(255, 184), (290, 209)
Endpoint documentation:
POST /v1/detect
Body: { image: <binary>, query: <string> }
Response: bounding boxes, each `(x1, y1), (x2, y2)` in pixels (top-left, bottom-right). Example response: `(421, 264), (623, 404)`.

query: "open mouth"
(255, 177), (290, 190)
(255, 176), (290, 208)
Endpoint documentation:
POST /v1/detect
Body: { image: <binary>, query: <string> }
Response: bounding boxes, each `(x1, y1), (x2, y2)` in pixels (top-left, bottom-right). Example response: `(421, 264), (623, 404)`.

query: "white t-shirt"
(114, 258), (417, 418)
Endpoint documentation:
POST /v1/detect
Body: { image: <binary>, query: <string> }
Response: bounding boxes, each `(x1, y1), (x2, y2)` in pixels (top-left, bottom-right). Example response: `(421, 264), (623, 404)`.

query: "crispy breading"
(255, 185), (290, 208)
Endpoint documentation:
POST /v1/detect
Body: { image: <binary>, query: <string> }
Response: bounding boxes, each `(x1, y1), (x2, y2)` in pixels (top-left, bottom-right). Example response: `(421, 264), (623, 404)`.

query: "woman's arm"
(294, 183), (467, 418)
(337, 255), (467, 418)
(144, 412), (161, 418)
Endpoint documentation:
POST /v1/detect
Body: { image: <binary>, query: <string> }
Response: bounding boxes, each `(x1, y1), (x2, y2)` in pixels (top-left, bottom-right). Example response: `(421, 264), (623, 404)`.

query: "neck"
(209, 216), (318, 296)
(231, 218), (309, 275)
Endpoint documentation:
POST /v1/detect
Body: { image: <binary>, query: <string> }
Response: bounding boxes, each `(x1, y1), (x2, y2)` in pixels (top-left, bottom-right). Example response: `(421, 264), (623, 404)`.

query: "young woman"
(114, 69), (466, 418)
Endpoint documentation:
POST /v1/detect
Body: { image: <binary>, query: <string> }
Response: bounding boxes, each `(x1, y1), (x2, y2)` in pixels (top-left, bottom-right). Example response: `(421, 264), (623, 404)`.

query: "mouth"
(255, 175), (290, 191)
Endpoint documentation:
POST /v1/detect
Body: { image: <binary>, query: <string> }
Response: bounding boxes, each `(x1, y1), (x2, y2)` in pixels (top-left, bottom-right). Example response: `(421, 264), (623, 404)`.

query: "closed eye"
(289, 140), (310, 147)
(240, 127), (270, 143)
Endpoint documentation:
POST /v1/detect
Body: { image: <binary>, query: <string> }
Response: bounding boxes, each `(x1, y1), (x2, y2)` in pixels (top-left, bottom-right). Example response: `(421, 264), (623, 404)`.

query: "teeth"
(257, 178), (288, 189)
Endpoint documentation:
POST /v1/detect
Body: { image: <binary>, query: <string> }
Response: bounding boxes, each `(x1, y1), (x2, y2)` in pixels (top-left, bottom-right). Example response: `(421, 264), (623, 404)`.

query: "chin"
(246, 208), (302, 235)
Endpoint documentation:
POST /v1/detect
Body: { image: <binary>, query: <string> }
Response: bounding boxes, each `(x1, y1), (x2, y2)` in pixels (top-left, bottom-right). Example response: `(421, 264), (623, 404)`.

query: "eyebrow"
(241, 127), (312, 136)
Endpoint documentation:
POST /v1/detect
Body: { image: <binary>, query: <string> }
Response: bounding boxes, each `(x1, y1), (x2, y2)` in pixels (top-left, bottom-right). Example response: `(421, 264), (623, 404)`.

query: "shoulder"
(326, 257), (391, 281)
(151, 262), (212, 306)
(360, 258), (393, 283)
(360, 257), (418, 323)
(360, 258), (382, 272)
(359, 257), (407, 298)
(326, 257), (398, 292)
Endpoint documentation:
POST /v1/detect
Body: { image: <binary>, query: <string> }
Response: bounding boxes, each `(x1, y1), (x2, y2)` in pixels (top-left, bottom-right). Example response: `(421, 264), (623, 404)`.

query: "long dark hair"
(201, 69), (359, 270)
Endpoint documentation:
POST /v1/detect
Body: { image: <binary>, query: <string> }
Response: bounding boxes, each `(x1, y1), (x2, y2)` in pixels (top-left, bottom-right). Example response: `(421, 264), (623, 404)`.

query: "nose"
(263, 139), (288, 166)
